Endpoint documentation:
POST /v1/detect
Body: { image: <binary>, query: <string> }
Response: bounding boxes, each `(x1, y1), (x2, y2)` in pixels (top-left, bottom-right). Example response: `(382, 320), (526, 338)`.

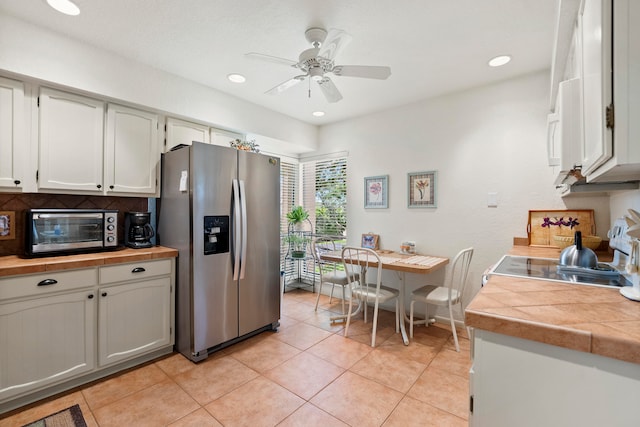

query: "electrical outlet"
(488, 192), (498, 207)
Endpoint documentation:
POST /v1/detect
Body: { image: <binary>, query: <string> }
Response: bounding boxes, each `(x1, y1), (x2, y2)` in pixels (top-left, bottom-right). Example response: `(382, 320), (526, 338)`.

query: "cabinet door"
(98, 277), (171, 367)
(0, 77), (25, 190)
(546, 111), (561, 167)
(105, 104), (159, 195)
(0, 291), (96, 401)
(165, 117), (209, 152)
(580, 0), (613, 175)
(38, 88), (104, 192)
(211, 128), (243, 147)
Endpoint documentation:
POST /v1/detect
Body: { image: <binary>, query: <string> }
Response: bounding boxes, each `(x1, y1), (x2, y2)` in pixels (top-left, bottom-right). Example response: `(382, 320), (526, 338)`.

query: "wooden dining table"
(319, 249), (449, 345)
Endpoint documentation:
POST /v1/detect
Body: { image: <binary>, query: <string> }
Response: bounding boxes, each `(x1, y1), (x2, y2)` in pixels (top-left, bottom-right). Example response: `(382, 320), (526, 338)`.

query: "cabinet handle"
(97, 184), (102, 189)
(37, 279), (58, 286)
(109, 185), (114, 190)
(131, 267), (146, 273)
(88, 294), (94, 299)
(14, 179), (20, 185)
(101, 292), (107, 297)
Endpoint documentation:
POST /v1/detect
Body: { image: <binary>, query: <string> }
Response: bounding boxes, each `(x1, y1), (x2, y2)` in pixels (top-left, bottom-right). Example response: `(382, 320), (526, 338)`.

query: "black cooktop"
(490, 255), (632, 288)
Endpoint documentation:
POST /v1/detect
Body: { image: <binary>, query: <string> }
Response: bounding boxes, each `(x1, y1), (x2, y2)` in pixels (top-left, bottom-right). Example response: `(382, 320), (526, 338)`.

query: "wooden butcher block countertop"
(0, 246), (178, 278)
(465, 245), (640, 365)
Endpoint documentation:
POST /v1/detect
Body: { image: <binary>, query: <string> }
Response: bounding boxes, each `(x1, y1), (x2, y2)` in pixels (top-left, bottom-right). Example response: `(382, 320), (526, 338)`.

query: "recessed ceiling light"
(312, 111), (325, 117)
(488, 55), (511, 67)
(46, 0), (80, 16)
(227, 73), (246, 83)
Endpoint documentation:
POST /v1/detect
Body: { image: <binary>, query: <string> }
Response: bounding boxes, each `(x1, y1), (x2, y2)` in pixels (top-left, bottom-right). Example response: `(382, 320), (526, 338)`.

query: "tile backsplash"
(0, 193), (148, 257)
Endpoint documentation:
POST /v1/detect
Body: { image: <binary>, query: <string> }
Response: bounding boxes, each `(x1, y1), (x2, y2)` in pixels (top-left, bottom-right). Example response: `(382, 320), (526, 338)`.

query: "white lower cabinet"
(0, 270), (97, 403)
(470, 329), (640, 427)
(98, 267), (172, 366)
(0, 290), (96, 402)
(0, 258), (174, 413)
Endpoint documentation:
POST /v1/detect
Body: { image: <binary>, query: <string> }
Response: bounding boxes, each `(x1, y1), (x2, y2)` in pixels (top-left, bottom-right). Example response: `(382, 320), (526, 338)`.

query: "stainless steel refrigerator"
(158, 142), (281, 362)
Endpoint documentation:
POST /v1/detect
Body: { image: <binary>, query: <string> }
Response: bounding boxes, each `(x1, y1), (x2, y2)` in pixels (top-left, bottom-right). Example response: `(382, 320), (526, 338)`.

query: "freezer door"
(158, 147), (192, 357)
(238, 150), (281, 336)
(191, 143), (239, 353)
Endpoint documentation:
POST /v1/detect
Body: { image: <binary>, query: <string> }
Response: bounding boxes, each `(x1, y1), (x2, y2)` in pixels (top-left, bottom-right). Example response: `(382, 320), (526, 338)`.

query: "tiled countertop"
(0, 246), (178, 278)
(465, 246), (640, 365)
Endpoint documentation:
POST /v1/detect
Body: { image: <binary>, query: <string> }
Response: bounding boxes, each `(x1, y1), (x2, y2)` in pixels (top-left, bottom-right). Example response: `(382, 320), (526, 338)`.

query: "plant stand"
(283, 219), (316, 292)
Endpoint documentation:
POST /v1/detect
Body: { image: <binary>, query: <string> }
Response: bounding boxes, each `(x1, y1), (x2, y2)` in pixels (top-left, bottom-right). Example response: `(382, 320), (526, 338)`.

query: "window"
(280, 160), (298, 273)
(302, 157), (347, 238)
(280, 156), (347, 285)
(280, 160), (298, 236)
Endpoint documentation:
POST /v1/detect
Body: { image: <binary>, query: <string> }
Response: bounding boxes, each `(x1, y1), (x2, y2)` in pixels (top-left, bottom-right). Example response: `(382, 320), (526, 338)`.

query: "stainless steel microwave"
(25, 209), (118, 256)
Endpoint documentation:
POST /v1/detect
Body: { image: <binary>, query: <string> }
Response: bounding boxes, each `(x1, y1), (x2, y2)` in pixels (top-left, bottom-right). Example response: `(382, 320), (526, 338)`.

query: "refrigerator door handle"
(232, 179), (241, 280)
(239, 179), (248, 279)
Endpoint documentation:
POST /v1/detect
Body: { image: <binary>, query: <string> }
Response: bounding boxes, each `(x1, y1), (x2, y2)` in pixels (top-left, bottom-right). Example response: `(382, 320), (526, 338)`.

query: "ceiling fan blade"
(265, 75), (306, 95)
(245, 52), (298, 67)
(317, 77), (343, 103)
(332, 65), (391, 79)
(317, 29), (353, 61)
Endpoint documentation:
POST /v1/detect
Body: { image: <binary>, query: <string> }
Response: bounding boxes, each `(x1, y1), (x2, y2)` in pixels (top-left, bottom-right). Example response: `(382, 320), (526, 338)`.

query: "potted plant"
(286, 206), (309, 230)
(284, 233), (310, 258)
(229, 138), (260, 152)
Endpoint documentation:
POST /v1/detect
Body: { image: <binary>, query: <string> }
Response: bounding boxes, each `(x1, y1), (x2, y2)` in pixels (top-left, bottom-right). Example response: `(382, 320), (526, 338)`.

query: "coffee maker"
(124, 212), (154, 249)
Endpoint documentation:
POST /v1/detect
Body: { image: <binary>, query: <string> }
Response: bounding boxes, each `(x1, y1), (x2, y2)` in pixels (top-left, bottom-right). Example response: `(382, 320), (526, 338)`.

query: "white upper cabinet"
(211, 128), (243, 147)
(165, 117), (209, 152)
(38, 87), (104, 193)
(37, 87), (161, 196)
(0, 77), (25, 191)
(581, 0), (640, 182)
(105, 104), (159, 195)
(548, 78), (582, 175)
(580, 0), (613, 176)
(165, 118), (243, 152)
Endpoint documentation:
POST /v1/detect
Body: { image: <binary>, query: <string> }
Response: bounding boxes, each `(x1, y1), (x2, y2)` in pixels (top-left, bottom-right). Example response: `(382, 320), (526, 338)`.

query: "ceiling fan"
(245, 27), (391, 103)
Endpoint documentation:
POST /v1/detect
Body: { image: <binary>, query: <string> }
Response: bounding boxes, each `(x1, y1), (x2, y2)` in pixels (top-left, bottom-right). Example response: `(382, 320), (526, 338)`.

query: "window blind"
(280, 160), (298, 235)
(280, 160), (298, 273)
(302, 157), (347, 238)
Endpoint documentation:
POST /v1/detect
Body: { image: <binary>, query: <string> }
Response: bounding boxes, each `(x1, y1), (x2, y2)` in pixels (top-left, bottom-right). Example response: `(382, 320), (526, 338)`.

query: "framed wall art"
(364, 175), (388, 209)
(408, 171), (437, 208)
(361, 233), (379, 250)
(0, 211), (15, 240)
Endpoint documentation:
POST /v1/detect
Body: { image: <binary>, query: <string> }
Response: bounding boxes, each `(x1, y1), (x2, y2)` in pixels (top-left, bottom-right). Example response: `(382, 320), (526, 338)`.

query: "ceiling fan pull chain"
(308, 78), (311, 98)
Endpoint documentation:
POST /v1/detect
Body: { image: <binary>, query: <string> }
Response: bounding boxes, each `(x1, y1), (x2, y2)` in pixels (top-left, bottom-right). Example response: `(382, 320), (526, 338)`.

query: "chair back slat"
(341, 246), (382, 292)
(445, 247), (474, 298)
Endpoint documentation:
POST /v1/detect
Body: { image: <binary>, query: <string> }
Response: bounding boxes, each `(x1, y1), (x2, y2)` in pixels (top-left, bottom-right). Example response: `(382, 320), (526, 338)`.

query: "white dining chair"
(409, 247), (474, 352)
(342, 246), (399, 347)
(312, 237), (349, 313)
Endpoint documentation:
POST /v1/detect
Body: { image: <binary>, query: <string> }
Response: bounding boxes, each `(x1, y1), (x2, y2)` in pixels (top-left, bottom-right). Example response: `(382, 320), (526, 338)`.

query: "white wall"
(317, 71), (613, 317)
(611, 190), (640, 220)
(0, 13), (317, 155)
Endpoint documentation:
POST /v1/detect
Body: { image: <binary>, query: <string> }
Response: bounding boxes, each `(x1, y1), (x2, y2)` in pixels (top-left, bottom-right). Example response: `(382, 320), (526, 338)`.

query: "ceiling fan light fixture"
(488, 55), (511, 67)
(309, 67), (324, 82)
(312, 111), (325, 117)
(227, 73), (246, 83)
(253, 27), (391, 103)
(46, 0), (80, 16)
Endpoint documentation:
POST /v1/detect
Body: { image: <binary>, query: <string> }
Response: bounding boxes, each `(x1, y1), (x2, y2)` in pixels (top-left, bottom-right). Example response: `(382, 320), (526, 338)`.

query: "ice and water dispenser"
(204, 216), (229, 255)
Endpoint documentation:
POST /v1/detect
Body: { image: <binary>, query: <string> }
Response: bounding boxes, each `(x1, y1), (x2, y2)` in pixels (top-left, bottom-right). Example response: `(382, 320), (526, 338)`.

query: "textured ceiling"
(0, 0), (558, 125)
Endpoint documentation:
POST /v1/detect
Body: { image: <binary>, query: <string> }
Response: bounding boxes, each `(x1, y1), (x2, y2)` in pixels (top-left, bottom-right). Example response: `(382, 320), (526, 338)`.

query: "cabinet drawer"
(0, 269), (97, 301)
(99, 259), (171, 285)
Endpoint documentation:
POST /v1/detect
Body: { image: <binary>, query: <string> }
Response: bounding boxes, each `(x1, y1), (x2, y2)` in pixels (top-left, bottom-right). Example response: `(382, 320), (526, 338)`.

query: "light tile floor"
(0, 288), (471, 427)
